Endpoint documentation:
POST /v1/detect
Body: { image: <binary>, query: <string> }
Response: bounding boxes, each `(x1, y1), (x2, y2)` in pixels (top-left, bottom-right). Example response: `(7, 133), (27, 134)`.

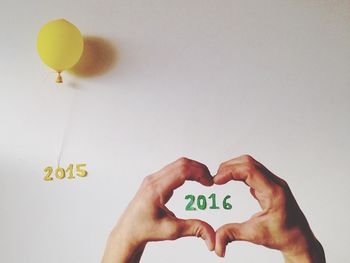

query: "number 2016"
(43, 164), (87, 181)
(185, 193), (232, 211)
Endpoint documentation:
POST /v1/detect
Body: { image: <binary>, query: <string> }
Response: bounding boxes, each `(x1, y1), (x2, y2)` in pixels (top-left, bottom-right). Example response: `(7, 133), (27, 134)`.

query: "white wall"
(1, 0), (349, 262)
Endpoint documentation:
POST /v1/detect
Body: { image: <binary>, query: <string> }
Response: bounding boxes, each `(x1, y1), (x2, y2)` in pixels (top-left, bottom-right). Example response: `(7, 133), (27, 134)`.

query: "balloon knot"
(56, 72), (63, 84)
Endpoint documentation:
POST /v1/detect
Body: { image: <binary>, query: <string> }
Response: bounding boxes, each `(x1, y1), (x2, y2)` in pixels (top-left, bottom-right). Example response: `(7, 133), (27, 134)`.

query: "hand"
(101, 158), (216, 263)
(214, 155), (325, 263)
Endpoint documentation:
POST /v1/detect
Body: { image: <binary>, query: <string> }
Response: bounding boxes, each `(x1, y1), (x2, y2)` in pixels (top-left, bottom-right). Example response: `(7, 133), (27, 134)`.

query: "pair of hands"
(102, 155), (325, 263)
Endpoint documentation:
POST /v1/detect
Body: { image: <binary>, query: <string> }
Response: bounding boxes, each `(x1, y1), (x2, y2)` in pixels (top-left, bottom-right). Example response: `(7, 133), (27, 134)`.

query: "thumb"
(215, 222), (256, 257)
(177, 218), (216, 251)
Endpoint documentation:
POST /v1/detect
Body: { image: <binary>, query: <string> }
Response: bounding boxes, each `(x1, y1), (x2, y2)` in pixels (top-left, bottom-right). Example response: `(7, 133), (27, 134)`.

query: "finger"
(215, 222), (257, 257)
(217, 155), (248, 168)
(216, 155), (285, 188)
(214, 162), (273, 193)
(157, 157), (214, 194)
(176, 218), (216, 251)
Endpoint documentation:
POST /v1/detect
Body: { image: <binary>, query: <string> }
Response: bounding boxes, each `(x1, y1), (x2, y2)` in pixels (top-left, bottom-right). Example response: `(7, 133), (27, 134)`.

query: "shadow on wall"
(69, 36), (118, 78)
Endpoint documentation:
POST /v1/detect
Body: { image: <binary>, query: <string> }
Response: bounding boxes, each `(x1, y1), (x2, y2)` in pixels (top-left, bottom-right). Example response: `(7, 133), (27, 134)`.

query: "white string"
(57, 87), (78, 168)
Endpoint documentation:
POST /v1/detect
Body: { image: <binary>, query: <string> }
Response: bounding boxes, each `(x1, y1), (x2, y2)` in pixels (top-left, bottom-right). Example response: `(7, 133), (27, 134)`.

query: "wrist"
(282, 235), (325, 263)
(102, 227), (146, 263)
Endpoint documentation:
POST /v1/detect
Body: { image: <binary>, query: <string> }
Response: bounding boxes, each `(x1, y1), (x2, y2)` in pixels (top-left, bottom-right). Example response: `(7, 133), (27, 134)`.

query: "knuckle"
(241, 164), (255, 177)
(141, 175), (154, 187)
(279, 178), (289, 189)
(177, 157), (191, 172)
(218, 162), (227, 171)
(192, 222), (204, 238)
(265, 186), (277, 197)
(177, 157), (190, 165)
(269, 184), (286, 202)
(216, 228), (226, 239)
(240, 154), (255, 164)
(278, 183), (289, 196)
(218, 224), (236, 241)
(167, 224), (181, 240)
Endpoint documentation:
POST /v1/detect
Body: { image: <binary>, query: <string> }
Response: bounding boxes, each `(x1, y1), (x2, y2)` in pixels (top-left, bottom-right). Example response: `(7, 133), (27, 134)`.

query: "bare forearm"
(283, 238), (325, 263)
(101, 231), (146, 263)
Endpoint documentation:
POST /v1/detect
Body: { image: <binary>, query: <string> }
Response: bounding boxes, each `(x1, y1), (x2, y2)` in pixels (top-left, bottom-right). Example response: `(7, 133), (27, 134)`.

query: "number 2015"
(43, 164), (87, 181)
(185, 193), (232, 211)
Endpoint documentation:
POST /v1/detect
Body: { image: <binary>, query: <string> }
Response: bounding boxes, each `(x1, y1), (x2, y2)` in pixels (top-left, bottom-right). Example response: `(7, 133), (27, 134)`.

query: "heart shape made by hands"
(162, 155), (303, 258)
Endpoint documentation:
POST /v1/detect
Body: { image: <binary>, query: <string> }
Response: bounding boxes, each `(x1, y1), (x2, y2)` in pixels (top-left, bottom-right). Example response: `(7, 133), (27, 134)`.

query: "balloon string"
(57, 89), (77, 168)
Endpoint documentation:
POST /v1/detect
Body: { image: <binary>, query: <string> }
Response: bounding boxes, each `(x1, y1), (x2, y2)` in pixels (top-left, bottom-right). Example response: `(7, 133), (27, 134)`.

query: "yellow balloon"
(37, 19), (84, 83)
